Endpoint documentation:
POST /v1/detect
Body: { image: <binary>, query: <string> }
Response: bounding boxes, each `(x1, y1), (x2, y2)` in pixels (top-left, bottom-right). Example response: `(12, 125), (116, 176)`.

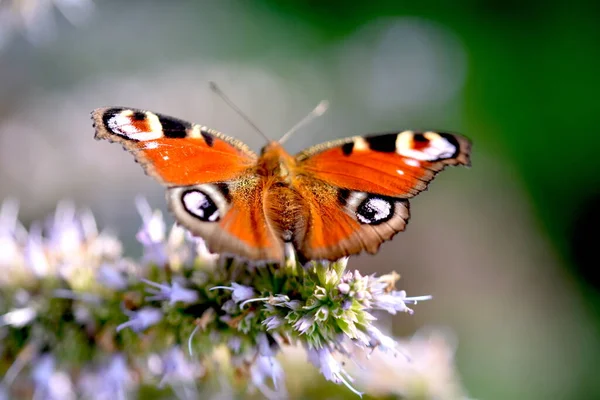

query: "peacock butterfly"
(92, 102), (471, 264)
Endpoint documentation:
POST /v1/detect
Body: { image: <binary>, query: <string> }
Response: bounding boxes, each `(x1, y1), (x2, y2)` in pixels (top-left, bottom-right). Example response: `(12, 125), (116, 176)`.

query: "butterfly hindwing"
(167, 180), (285, 262)
(292, 178), (410, 263)
(92, 107), (257, 185)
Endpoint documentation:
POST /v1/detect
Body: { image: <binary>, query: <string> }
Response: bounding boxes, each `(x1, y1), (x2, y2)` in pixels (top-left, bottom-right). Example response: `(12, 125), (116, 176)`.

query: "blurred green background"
(1, 1), (599, 399)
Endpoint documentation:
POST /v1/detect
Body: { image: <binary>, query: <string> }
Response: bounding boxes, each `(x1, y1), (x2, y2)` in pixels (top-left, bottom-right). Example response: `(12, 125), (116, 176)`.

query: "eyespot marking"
(181, 189), (220, 222)
(356, 196), (393, 225)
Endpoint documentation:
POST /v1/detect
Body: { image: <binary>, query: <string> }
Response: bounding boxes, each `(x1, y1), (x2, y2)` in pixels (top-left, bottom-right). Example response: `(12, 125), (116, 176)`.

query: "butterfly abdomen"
(265, 181), (309, 244)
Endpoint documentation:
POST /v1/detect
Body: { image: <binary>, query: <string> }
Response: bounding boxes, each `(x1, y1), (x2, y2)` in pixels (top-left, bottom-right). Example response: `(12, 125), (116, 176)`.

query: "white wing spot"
(396, 169), (405, 175)
(404, 159), (420, 167)
(354, 137), (369, 151)
(144, 142), (159, 149)
(108, 114), (140, 137)
(163, 156), (169, 160)
(189, 125), (203, 138)
(395, 131), (456, 161)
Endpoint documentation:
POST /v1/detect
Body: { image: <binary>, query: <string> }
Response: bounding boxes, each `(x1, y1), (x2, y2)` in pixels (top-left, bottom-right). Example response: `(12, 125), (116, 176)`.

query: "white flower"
(210, 282), (255, 303)
(227, 336), (243, 353)
(159, 346), (198, 384)
(250, 355), (287, 400)
(257, 333), (278, 357)
(293, 314), (315, 335)
(307, 347), (363, 397)
(0, 198), (26, 271)
(166, 224), (193, 267)
(230, 283), (255, 303)
(79, 354), (132, 400)
(157, 346), (201, 400)
(136, 197), (165, 243)
(116, 307), (162, 333)
(96, 263), (128, 290)
(24, 224), (51, 277)
(0, 307), (36, 327)
(366, 326), (398, 354)
(31, 354), (76, 400)
(315, 306), (330, 322)
(338, 282), (351, 294)
(142, 279), (199, 305)
(348, 330), (470, 400)
(135, 197), (168, 266)
(262, 315), (284, 331)
(47, 200), (85, 258)
(373, 290), (432, 315)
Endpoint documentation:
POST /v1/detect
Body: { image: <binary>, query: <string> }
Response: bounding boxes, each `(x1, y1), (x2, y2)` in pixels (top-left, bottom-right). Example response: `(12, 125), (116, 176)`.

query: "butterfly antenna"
(209, 82), (271, 143)
(278, 100), (329, 145)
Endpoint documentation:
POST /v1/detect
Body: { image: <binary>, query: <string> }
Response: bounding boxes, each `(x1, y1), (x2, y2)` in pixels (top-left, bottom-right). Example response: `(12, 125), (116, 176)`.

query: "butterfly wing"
(291, 177), (411, 264)
(92, 107), (257, 185)
(92, 107), (284, 262)
(167, 180), (285, 262)
(293, 130), (471, 262)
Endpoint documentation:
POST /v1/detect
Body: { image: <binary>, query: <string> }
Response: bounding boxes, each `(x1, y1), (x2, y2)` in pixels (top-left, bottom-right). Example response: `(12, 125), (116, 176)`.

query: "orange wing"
(92, 107), (256, 185)
(292, 177), (410, 263)
(296, 130), (471, 198)
(168, 179), (284, 262)
(292, 130), (471, 262)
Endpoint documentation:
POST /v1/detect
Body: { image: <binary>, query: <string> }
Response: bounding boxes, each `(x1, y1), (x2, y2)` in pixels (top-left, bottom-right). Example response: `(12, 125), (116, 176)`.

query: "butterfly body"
(92, 107), (471, 264)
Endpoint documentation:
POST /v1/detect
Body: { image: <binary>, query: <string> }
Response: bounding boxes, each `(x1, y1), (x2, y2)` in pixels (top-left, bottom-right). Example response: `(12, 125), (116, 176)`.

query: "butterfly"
(92, 105), (471, 264)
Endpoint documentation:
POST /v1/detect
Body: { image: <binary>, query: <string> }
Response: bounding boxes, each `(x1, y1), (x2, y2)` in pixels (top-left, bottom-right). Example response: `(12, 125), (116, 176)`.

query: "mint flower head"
(0, 198), (469, 399)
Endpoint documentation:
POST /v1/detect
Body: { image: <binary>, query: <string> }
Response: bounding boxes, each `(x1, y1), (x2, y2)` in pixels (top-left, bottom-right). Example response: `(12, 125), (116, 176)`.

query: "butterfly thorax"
(256, 142), (297, 182)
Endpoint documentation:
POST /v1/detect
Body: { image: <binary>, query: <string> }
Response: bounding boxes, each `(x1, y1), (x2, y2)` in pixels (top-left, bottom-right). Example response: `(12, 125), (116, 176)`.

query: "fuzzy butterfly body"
(92, 107), (471, 264)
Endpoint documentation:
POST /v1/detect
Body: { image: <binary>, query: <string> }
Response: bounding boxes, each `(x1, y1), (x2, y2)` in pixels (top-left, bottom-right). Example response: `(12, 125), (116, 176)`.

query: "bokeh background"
(1, 1), (599, 399)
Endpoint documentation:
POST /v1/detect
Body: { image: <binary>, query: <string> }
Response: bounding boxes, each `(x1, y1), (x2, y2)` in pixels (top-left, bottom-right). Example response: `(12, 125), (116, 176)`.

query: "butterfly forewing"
(92, 107), (257, 185)
(296, 130), (470, 198)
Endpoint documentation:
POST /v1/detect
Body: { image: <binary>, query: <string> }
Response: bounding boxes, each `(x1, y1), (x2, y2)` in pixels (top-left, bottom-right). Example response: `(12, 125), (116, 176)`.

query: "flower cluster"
(0, 198), (466, 399)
